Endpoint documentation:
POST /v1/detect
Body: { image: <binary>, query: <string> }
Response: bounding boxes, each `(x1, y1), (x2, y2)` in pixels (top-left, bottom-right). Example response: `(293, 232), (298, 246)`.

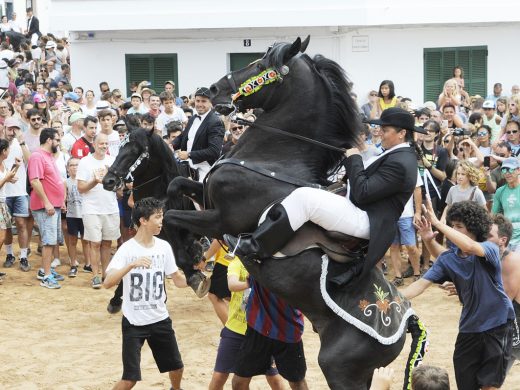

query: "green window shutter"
(467, 48), (487, 97)
(424, 50), (442, 103)
(126, 56), (150, 95)
(229, 53), (264, 71)
(424, 46), (487, 103)
(126, 54), (179, 96)
(152, 55), (178, 94)
(441, 50), (456, 82)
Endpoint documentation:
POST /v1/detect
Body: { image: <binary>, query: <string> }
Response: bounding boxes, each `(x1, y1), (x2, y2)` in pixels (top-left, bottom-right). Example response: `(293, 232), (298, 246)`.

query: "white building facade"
(47, 0), (520, 105)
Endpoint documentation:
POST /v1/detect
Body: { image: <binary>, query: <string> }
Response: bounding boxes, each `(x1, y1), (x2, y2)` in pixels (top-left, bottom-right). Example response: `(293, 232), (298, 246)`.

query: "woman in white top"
(0, 16), (11, 33)
(81, 90), (97, 117)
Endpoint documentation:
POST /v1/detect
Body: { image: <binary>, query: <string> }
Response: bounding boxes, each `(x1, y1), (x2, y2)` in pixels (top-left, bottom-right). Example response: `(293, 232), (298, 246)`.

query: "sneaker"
(0, 271), (6, 277)
(3, 254), (15, 268)
(40, 275), (61, 289)
(83, 264), (93, 273)
(37, 268), (64, 281)
(19, 258), (31, 272)
(402, 264), (414, 279)
(68, 266), (78, 278)
(51, 258), (61, 268)
(91, 276), (102, 289)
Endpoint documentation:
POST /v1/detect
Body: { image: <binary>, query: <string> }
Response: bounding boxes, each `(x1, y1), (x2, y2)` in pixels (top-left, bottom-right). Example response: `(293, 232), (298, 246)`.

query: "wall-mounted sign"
(243, 39), (251, 47)
(352, 36), (369, 52)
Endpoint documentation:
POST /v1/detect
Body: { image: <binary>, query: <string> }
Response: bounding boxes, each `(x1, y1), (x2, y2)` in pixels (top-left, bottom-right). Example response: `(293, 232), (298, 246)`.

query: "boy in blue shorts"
(402, 200), (514, 390)
(104, 198), (187, 390)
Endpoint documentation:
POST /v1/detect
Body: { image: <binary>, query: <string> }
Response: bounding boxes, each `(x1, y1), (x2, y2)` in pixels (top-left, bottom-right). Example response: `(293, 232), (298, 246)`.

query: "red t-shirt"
(28, 149), (65, 210)
(70, 137), (93, 159)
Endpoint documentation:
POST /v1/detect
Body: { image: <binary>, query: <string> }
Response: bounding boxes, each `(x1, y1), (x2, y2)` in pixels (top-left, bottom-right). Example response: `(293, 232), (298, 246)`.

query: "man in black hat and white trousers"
(225, 107), (426, 283)
(173, 87), (225, 182)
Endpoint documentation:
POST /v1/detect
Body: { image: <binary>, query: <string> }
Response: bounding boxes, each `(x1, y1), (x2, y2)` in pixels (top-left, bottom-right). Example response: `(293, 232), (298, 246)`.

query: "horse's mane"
(266, 42), (363, 173)
(130, 128), (178, 183)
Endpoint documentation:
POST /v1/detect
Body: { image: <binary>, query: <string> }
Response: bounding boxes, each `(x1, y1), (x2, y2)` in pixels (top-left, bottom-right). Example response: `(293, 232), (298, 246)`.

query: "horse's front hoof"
(188, 272), (211, 298)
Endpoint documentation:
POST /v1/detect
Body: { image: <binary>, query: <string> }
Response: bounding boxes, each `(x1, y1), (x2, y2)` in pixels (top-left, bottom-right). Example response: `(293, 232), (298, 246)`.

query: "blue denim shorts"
(392, 217), (416, 246)
(32, 208), (63, 245)
(5, 195), (30, 218)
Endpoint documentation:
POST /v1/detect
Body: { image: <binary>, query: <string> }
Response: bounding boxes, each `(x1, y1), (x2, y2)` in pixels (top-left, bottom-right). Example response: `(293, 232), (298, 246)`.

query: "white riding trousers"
(280, 186), (370, 239)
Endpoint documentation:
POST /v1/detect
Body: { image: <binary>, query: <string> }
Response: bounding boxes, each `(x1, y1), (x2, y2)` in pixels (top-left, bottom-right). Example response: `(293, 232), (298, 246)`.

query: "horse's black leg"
(317, 316), (405, 390)
(106, 281), (124, 314)
(167, 177), (204, 210)
(163, 209), (224, 297)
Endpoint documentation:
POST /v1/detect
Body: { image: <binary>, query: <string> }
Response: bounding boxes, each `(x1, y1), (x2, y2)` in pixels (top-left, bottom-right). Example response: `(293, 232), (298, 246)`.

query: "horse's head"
(210, 36), (310, 115)
(102, 128), (152, 192)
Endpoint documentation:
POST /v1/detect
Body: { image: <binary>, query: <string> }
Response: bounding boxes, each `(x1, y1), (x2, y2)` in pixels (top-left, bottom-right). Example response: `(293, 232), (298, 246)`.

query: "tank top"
(65, 177), (82, 218)
(0, 161), (8, 201)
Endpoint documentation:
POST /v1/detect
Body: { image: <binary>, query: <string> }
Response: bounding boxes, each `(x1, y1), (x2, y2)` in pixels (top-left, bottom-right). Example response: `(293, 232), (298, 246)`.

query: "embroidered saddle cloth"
(320, 254), (415, 345)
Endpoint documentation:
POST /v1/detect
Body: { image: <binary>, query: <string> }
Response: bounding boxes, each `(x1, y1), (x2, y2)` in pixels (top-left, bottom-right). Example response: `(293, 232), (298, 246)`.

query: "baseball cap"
(64, 92), (80, 102)
(367, 107), (427, 134)
(501, 157), (520, 170)
(69, 112), (86, 125)
(482, 100), (496, 109)
(131, 92), (142, 100)
(4, 117), (21, 129)
(33, 94), (47, 103)
(195, 87), (211, 99)
(0, 60), (8, 69)
(95, 100), (110, 110)
(164, 80), (175, 87)
(45, 41), (57, 49)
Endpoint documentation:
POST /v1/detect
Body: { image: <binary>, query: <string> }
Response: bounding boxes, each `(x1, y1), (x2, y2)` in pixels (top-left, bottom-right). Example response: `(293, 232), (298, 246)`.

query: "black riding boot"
(224, 203), (294, 263)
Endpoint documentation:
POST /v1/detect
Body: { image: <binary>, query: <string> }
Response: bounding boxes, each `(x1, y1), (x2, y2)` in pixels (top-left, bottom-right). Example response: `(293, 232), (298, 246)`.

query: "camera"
(452, 128), (471, 136)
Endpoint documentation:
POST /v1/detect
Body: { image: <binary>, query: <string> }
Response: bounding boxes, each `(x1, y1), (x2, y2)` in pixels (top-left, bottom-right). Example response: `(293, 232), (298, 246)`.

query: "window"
(125, 54), (178, 96)
(424, 46), (487, 102)
(229, 53), (264, 72)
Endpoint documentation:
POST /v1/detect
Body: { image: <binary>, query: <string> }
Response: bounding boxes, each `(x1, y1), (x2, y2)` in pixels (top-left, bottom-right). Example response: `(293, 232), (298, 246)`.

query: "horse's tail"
(403, 314), (429, 390)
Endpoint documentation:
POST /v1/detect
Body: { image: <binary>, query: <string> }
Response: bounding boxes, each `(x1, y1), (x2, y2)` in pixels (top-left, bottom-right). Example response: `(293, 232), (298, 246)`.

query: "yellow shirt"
(379, 96), (397, 111)
(225, 258), (250, 335)
(215, 245), (232, 267)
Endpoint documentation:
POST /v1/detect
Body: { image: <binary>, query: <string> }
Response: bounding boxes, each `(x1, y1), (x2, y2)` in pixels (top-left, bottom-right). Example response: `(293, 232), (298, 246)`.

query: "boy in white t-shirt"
(104, 197), (187, 390)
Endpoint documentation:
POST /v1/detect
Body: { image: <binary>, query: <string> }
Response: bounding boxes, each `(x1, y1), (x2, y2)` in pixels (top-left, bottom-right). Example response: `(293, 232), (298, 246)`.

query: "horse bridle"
(107, 133), (151, 191)
(224, 65), (348, 154)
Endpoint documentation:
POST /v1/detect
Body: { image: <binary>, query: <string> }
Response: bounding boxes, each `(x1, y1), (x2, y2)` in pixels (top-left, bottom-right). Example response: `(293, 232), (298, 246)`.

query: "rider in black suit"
(225, 108), (426, 280)
(173, 87), (224, 182)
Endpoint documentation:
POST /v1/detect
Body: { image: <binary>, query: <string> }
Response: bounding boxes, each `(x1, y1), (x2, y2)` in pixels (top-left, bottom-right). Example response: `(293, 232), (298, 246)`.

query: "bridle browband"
(223, 64), (349, 154)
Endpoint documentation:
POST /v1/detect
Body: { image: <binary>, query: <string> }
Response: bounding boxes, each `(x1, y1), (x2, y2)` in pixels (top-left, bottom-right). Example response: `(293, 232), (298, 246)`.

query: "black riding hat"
(368, 107), (427, 134)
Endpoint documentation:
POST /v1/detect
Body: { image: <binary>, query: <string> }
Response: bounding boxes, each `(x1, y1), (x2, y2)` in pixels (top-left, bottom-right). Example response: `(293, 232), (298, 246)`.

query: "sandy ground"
(1, 242), (519, 390)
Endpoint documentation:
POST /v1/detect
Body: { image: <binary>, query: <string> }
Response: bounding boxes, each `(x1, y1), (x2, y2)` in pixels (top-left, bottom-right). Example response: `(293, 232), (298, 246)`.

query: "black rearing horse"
(102, 127), (209, 298)
(162, 37), (414, 389)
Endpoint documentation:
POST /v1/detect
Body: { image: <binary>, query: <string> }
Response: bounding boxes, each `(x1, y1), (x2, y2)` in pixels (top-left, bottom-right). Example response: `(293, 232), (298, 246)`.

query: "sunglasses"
(231, 126), (244, 132)
(369, 124), (380, 129)
(501, 167), (517, 174)
(477, 131), (488, 136)
(30, 117), (42, 122)
(506, 130), (519, 134)
(443, 138), (451, 143)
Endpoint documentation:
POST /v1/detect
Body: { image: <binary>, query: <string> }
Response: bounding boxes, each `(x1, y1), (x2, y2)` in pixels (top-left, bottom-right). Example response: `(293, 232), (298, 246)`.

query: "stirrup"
(224, 234), (242, 260)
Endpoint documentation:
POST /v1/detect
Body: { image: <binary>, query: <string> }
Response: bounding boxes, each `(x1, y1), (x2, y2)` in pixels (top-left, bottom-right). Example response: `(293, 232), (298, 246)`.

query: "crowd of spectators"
(0, 8), (517, 388)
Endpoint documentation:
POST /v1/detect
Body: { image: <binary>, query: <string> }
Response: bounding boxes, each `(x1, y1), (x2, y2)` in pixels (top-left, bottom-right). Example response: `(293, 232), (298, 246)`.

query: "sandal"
(392, 276), (404, 287)
(413, 274), (421, 282)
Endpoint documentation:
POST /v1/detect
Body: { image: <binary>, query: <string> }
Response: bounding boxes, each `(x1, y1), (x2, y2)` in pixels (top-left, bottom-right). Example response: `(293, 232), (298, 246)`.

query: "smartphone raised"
(483, 156), (490, 168)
